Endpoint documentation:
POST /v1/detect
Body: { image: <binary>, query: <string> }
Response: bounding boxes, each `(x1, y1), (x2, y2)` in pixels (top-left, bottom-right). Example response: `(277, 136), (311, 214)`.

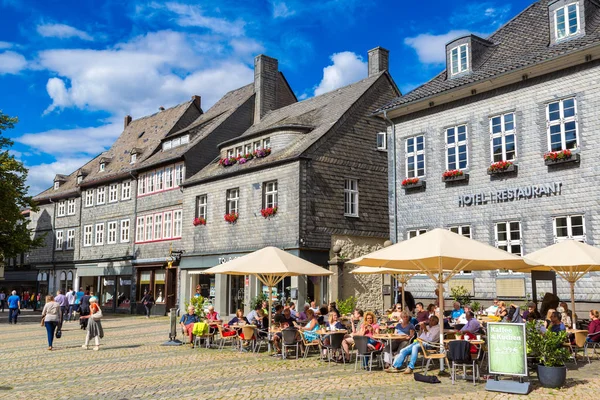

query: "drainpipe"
(49, 198), (57, 291)
(383, 110), (397, 244)
(129, 171), (138, 312)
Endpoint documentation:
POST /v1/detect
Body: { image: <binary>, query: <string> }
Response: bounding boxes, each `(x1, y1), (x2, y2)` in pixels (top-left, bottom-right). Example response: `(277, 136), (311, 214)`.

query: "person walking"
(0, 290), (5, 312)
(141, 291), (154, 318)
(79, 290), (91, 330)
(66, 289), (76, 322)
(41, 295), (62, 351)
(54, 290), (68, 320)
(7, 290), (20, 324)
(81, 297), (103, 351)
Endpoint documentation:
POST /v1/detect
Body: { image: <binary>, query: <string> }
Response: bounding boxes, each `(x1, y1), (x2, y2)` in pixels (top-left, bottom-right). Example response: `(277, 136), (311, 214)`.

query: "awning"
(76, 263), (132, 277)
(187, 270), (209, 275)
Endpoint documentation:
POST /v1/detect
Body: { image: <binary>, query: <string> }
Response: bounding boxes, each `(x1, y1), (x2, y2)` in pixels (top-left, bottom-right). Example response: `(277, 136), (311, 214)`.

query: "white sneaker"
(93, 346), (99, 351)
(82, 345), (88, 349)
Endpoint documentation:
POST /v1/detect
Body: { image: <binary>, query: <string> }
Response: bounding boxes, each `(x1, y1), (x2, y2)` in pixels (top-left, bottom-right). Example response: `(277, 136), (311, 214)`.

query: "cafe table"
(373, 333), (411, 364)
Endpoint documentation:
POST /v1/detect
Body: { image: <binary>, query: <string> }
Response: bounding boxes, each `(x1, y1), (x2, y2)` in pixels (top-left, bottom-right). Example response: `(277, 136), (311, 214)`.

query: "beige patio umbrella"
(202, 246), (333, 331)
(348, 228), (536, 343)
(516, 240), (600, 326)
(350, 266), (417, 312)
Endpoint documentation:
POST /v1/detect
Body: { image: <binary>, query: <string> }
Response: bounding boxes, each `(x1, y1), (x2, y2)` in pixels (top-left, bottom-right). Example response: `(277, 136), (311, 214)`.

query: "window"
(99, 163), (105, 172)
(555, 2), (579, 40)
(175, 163), (185, 186)
(196, 195), (207, 219)
(445, 125), (468, 170)
(236, 146), (243, 157)
(66, 229), (75, 250)
(554, 215), (585, 242)
(97, 187), (106, 205)
(54, 182), (59, 190)
(55, 230), (64, 250)
(227, 149), (234, 158)
(180, 134), (189, 145)
(172, 137), (181, 148)
(547, 98), (578, 152)
(136, 217), (144, 242)
(264, 181), (278, 209)
(77, 176), (83, 184)
(109, 184), (118, 203)
(154, 214), (162, 240)
(57, 201), (66, 217)
(85, 190), (94, 207)
(174, 210), (182, 238)
(495, 221), (522, 255)
(253, 141), (261, 151)
(107, 221), (117, 244)
(155, 169), (163, 191)
(449, 225), (471, 238)
(163, 212), (172, 239)
(490, 113), (516, 162)
(95, 223), (104, 246)
(405, 135), (425, 178)
(67, 199), (76, 215)
(226, 188), (239, 214)
(344, 179), (359, 217)
(165, 167), (174, 189)
(244, 144), (252, 155)
(120, 219), (130, 243)
(145, 215), (153, 242)
(377, 132), (387, 150)
(162, 141), (172, 151)
(121, 181), (131, 200)
(450, 44), (469, 75)
(83, 225), (93, 247)
(130, 153), (137, 164)
(138, 173), (147, 196)
(263, 137), (271, 149)
(148, 172), (155, 193)
(407, 229), (427, 239)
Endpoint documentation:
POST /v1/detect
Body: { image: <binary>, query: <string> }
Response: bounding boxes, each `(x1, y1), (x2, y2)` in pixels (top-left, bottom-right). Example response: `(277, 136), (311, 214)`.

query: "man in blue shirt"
(180, 306), (200, 347)
(450, 301), (465, 320)
(7, 290), (20, 324)
(550, 311), (566, 333)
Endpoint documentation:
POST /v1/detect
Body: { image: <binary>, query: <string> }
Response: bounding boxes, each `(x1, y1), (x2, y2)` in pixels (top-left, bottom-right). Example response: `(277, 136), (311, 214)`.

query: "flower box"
(218, 148), (271, 167)
(260, 206), (278, 218)
(224, 212), (239, 224)
(487, 161), (517, 175)
(401, 177), (425, 190)
(544, 150), (580, 166)
(193, 217), (206, 226)
(442, 170), (468, 183)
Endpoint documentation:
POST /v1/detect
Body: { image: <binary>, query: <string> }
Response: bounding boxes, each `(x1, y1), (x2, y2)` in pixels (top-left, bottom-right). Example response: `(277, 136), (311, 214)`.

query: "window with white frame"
(109, 184), (118, 203)
(165, 167), (174, 189)
(163, 212), (172, 239)
(196, 195), (207, 220)
(145, 215), (153, 242)
(449, 225), (471, 238)
(77, 176), (83, 184)
(445, 125), (468, 170)
(136, 217), (144, 242)
(406, 135), (425, 178)
(107, 221), (117, 244)
(97, 187), (106, 205)
(344, 179), (359, 217)
(67, 199), (76, 215)
(138, 173), (147, 196)
(148, 171), (155, 193)
(264, 181), (278, 209)
(553, 215), (585, 242)
(99, 163), (105, 172)
(547, 98), (578, 152)
(120, 219), (130, 243)
(55, 230), (64, 250)
(244, 144), (252, 155)
(226, 188), (239, 214)
(175, 163), (185, 186)
(54, 182), (60, 190)
(377, 132), (387, 150)
(236, 146), (243, 157)
(156, 169), (164, 191)
(130, 153), (137, 164)
(66, 229), (75, 250)
(174, 210), (182, 238)
(95, 223), (104, 246)
(263, 137), (271, 149)
(554, 2), (579, 40)
(85, 190), (94, 207)
(83, 225), (93, 247)
(253, 141), (261, 151)
(57, 201), (66, 217)
(121, 181), (131, 200)
(154, 214), (162, 240)
(450, 44), (469, 75)
(490, 112), (516, 162)
(495, 221), (522, 255)
(227, 149), (235, 158)
(407, 229), (427, 239)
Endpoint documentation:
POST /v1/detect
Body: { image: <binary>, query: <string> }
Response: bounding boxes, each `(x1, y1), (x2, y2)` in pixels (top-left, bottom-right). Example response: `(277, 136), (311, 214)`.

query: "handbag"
(91, 308), (103, 320)
(55, 328), (62, 339)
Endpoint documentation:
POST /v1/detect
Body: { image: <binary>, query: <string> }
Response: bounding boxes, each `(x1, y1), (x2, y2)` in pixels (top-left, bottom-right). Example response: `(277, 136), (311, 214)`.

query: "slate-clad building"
(179, 48), (399, 314)
(376, 0), (600, 305)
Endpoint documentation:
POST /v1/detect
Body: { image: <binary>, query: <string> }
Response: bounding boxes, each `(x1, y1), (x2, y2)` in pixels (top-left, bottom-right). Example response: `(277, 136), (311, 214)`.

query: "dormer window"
(77, 176), (83, 184)
(130, 153), (137, 164)
(450, 44), (469, 75)
(99, 163), (105, 172)
(54, 182), (60, 190)
(555, 2), (579, 40)
(162, 134), (189, 151)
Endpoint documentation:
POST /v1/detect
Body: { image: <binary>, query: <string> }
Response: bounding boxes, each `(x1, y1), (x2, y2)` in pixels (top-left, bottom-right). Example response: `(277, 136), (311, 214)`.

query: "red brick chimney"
(192, 95), (201, 110)
(254, 54), (279, 123)
(124, 115), (132, 129)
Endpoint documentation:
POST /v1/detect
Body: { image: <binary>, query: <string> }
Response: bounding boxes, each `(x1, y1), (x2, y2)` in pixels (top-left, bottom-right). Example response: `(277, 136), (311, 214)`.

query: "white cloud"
(0, 50), (27, 74)
(26, 157), (92, 196)
(271, 1), (296, 18)
(36, 23), (94, 41)
(0, 41), (12, 49)
(404, 30), (475, 64)
(313, 51), (367, 96)
(230, 38), (264, 56)
(450, 2), (511, 29)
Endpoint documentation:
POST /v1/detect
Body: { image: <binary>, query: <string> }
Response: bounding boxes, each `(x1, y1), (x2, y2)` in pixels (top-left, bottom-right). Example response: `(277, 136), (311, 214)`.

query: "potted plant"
(224, 212), (239, 224)
(401, 177), (425, 189)
(450, 285), (472, 307)
(471, 301), (481, 314)
(526, 321), (570, 388)
(442, 169), (468, 182)
(260, 206), (277, 218)
(487, 160), (516, 175)
(543, 149), (579, 166)
(193, 217), (206, 226)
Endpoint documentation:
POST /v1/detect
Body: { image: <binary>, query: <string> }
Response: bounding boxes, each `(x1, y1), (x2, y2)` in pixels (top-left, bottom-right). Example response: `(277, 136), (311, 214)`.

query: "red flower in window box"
(487, 161), (513, 173)
(260, 206), (278, 218)
(218, 157), (238, 167)
(544, 149), (572, 161)
(442, 169), (464, 178)
(193, 217), (206, 226)
(224, 212), (239, 224)
(401, 177), (420, 187)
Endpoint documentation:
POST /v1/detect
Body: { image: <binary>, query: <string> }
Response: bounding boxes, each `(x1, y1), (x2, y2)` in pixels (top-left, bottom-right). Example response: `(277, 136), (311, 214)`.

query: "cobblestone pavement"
(0, 310), (599, 399)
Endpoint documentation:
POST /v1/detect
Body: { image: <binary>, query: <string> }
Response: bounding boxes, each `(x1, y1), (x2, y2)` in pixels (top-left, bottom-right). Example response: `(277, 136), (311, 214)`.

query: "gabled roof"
(34, 155), (102, 202)
(184, 72), (394, 185)
(378, 0), (600, 113)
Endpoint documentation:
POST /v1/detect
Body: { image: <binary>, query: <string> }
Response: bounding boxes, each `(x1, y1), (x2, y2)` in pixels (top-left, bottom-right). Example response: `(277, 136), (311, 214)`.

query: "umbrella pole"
(401, 282), (406, 312)
(570, 280), (576, 328)
(268, 284), (273, 352)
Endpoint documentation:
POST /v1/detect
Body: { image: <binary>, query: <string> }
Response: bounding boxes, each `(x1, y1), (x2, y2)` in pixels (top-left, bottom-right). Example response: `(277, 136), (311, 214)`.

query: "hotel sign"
(458, 182), (562, 207)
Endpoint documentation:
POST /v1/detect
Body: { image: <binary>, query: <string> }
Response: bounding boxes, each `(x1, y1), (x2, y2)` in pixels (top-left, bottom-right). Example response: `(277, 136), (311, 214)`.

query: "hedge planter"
(544, 153), (580, 166)
(537, 364), (567, 388)
(442, 173), (469, 183)
(487, 163), (517, 175)
(401, 179), (425, 190)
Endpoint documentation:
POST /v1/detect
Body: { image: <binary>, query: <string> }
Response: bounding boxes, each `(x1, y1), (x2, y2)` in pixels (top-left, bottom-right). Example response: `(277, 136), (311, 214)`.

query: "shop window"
(155, 271), (166, 304)
(139, 271), (151, 300)
(102, 277), (115, 308)
(117, 277), (132, 310)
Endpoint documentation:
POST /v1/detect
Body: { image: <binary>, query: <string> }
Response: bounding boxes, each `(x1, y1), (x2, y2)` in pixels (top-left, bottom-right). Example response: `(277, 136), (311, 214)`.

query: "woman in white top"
(41, 295), (62, 350)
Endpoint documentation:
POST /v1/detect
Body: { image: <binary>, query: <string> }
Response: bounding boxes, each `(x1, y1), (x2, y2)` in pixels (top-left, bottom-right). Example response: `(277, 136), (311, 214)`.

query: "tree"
(0, 111), (43, 262)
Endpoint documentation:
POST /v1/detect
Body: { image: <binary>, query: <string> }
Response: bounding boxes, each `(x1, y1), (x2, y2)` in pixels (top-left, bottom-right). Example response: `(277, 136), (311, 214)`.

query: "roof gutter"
(383, 110), (397, 244)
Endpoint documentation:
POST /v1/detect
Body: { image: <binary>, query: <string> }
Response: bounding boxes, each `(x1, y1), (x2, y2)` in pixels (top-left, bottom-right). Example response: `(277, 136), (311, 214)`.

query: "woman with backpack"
(141, 291), (154, 318)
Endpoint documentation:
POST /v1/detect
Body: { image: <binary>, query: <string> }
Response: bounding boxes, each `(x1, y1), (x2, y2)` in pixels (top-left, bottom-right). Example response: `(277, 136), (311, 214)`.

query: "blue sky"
(0, 0), (533, 195)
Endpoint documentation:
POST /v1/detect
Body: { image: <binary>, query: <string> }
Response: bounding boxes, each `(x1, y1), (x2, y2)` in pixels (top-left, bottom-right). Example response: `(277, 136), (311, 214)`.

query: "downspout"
(129, 171), (138, 313)
(383, 110), (398, 244)
(76, 189), (84, 289)
(50, 198), (57, 291)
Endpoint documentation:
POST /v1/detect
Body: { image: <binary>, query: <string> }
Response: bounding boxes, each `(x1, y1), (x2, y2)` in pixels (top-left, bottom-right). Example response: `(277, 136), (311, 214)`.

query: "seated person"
(297, 304), (309, 323)
(486, 299), (499, 316)
(351, 309), (364, 333)
(557, 305), (572, 329)
(587, 310), (600, 342)
(317, 306), (329, 326)
(389, 303), (403, 321)
(544, 309), (557, 330)
(272, 304), (285, 324)
(450, 301), (464, 320)
(527, 312), (547, 334)
(180, 306), (200, 347)
(205, 305), (222, 334)
(272, 308), (297, 354)
(322, 312), (345, 349)
(246, 304), (262, 326)
(522, 302), (541, 321)
(456, 305), (471, 327)
(328, 302), (341, 318)
(227, 309), (247, 326)
(415, 302), (429, 325)
(289, 302), (298, 318)
(384, 312), (415, 366)
(459, 311), (481, 334)
(387, 315), (441, 374)
(496, 301), (508, 319)
(506, 304), (524, 323)
(549, 311), (566, 333)
(342, 311), (380, 362)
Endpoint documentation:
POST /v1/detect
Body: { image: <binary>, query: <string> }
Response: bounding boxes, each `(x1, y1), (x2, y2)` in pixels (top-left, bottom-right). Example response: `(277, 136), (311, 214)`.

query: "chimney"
(367, 47), (389, 77)
(192, 95), (201, 110)
(159, 106), (165, 111)
(254, 54), (279, 123)
(124, 115), (132, 129)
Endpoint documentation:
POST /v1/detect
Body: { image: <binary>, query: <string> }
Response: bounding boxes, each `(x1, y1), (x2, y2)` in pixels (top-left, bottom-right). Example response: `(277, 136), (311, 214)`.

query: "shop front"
(134, 263), (177, 316)
(76, 262), (133, 313)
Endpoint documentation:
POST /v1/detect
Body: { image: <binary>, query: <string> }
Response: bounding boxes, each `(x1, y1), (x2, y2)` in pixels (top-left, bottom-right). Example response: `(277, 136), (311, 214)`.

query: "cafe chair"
(417, 339), (448, 376)
(584, 332), (600, 363)
(281, 327), (301, 360)
(447, 340), (479, 385)
(321, 332), (347, 368)
(217, 324), (238, 351)
(353, 335), (383, 372)
(302, 334), (321, 359)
